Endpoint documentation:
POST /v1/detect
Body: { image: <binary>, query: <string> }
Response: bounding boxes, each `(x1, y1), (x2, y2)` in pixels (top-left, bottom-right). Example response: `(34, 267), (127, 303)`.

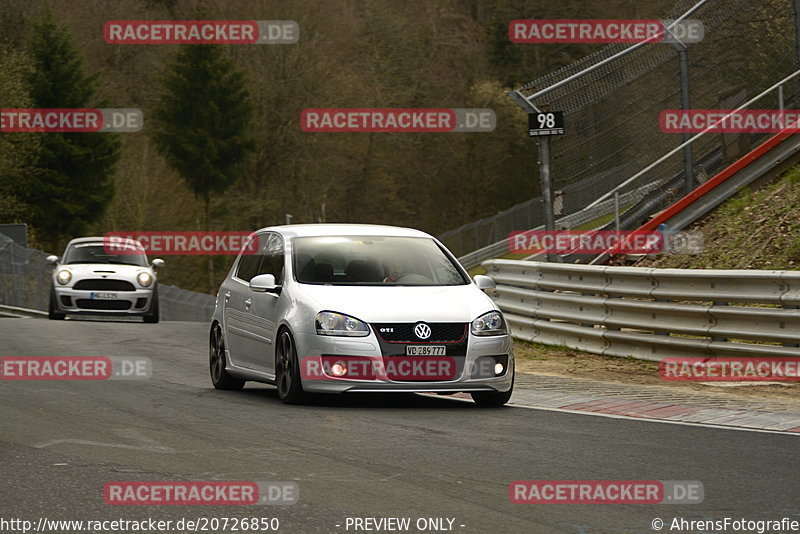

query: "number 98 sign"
(529, 111), (565, 137)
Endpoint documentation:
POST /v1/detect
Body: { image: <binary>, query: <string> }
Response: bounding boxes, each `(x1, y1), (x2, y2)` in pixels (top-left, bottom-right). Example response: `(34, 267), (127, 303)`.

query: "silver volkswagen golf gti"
(209, 224), (514, 406)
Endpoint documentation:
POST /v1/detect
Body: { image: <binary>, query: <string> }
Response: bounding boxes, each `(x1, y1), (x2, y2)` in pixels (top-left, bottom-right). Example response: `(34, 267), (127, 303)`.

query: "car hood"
(292, 283), (496, 323)
(57, 263), (151, 278)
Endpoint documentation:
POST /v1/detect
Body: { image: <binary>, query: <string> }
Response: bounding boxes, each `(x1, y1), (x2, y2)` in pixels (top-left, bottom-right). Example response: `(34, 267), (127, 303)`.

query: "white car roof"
(65, 236), (145, 250)
(66, 236), (111, 245)
(257, 224), (433, 240)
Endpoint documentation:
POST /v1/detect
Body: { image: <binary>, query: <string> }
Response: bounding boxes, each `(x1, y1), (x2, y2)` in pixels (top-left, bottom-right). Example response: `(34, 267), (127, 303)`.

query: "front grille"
(372, 323), (467, 343)
(73, 279), (136, 291)
(75, 299), (132, 310)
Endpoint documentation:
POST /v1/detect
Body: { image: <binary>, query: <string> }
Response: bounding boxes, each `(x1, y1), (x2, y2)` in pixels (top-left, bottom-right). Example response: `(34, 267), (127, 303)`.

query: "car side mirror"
(249, 273), (281, 294)
(151, 258), (165, 270)
(46, 255), (59, 266)
(473, 274), (496, 290)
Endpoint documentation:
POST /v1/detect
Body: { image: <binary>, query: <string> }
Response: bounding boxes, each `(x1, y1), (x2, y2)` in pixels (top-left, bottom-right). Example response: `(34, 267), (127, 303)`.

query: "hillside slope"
(641, 166), (800, 270)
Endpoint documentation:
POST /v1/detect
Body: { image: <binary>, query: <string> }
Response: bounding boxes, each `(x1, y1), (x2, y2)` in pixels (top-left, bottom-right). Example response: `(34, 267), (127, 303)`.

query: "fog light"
(494, 362), (505, 375)
(331, 363), (347, 376)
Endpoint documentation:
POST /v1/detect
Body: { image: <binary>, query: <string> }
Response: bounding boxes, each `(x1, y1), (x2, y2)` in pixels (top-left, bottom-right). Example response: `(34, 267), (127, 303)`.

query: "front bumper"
(53, 286), (155, 315)
(293, 331), (514, 394)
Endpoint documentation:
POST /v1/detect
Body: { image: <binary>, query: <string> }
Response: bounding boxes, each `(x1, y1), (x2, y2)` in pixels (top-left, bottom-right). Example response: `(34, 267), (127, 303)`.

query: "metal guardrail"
(158, 285), (216, 322)
(0, 304), (48, 318)
(483, 259), (800, 361)
(657, 133), (800, 233)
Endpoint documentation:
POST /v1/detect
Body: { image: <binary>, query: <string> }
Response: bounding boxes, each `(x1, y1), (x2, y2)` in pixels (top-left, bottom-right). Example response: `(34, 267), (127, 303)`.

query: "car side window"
(235, 233), (267, 283)
(256, 233), (285, 284)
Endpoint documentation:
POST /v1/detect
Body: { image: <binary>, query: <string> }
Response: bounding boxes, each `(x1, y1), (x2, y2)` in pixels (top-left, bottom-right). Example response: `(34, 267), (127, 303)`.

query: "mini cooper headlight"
(315, 311), (370, 337)
(56, 269), (72, 285)
(471, 311), (507, 336)
(137, 272), (153, 287)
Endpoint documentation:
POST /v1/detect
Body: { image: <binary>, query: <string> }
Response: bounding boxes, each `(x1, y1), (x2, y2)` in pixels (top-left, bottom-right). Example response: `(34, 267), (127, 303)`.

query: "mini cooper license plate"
(91, 292), (118, 300)
(405, 345), (445, 356)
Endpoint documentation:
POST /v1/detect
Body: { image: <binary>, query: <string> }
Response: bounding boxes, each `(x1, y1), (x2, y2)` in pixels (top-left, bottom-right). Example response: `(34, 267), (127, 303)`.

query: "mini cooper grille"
(372, 323), (467, 343)
(75, 299), (132, 310)
(73, 279), (136, 291)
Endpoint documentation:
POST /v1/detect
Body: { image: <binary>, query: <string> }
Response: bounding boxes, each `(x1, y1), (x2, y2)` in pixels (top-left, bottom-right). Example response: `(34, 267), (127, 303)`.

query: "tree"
(20, 11), (120, 251)
(152, 44), (254, 291)
(0, 48), (39, 227)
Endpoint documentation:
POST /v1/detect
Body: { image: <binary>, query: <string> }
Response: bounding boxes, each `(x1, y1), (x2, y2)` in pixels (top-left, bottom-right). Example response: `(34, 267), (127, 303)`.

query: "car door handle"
(224, 291), (231, 303)
(244, 298), (252, 308)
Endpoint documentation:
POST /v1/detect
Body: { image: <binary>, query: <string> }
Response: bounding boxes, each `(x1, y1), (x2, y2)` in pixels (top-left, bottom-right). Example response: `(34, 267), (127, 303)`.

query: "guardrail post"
(785, 304), (800, 347)
(605, 295), (621, 331)
(655, 298), (670, 335)
(711, 301), (728, 342)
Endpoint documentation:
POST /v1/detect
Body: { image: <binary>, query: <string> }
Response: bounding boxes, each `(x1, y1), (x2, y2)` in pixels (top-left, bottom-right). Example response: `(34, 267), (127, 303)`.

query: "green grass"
(643, 166), (800, 270)
(571, 209), (628, 231)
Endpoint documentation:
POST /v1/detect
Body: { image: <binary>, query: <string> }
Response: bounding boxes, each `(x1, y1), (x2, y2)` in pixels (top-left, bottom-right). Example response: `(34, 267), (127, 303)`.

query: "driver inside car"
(383, 256), (410, 283)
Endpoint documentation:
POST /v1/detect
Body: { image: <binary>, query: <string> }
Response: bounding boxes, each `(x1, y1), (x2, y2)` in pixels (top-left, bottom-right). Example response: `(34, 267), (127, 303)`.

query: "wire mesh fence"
(440, 0), (799, 260)
(0, 233), (215, 322)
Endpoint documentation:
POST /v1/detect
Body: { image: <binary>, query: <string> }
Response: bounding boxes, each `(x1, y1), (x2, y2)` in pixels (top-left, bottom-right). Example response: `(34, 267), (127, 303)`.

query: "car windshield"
(293, 235), (468, 286)
(63, 242), (149, 267)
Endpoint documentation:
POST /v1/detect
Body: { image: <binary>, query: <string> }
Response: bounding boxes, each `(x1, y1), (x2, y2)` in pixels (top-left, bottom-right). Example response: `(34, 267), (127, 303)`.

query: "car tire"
(48, 288), (65, 320)
(471, 374), (514, 408)
(143, 291), (159, 323)
(209, 323), (245, 390)
(276, 330), (306, 404)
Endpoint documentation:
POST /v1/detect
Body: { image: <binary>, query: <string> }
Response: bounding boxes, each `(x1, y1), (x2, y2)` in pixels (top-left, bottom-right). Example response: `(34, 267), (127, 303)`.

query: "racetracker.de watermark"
(104, 481), (298, 505)
(104, 20), (298, 44)
(300, 109), (496, 132)
(0, 357), (151, 380)
(301, 356), (459, 381)
(509, 230), (664, 255)
(508, 19), (704, 44)
(660, 109), (800, 133)
(1, 109), (142, 132)
(660, 357), (800, 382)
(508, 230), (703, 255)
(509, 480), (703, 504)
(104, 232), (259, 256)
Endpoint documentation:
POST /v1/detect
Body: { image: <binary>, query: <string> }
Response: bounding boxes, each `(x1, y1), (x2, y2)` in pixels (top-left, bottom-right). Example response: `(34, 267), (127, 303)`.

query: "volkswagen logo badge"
(414, 322), (432, 340)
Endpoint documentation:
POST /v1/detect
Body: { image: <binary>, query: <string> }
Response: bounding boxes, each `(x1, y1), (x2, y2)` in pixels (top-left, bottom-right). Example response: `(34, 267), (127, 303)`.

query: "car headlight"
(471, 311), (507, 336)
(137, 272), (153, 287)
(56, 269), (72, 285)
(315, 311), (370, 337)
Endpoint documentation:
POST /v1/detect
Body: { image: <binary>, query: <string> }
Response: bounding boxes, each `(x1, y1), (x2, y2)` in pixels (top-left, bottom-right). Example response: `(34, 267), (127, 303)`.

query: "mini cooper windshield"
(63, 242), (149, 267)
(293, 236), (468, 286)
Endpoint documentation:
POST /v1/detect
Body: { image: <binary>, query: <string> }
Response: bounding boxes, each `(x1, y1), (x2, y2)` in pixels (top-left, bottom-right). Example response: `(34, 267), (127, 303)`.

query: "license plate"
(91, 292), (118, 300)
(405, 345), (445, 356)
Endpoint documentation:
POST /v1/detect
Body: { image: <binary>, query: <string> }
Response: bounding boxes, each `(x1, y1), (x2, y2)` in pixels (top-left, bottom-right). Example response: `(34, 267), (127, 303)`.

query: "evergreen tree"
(0, 48), (39, 227)
(21, 11), (119, 250)
(152, 44), (254, 291)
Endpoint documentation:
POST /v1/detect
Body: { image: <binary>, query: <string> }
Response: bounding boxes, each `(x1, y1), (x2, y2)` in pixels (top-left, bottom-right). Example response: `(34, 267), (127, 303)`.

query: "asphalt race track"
(1, 318), (798, 534)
